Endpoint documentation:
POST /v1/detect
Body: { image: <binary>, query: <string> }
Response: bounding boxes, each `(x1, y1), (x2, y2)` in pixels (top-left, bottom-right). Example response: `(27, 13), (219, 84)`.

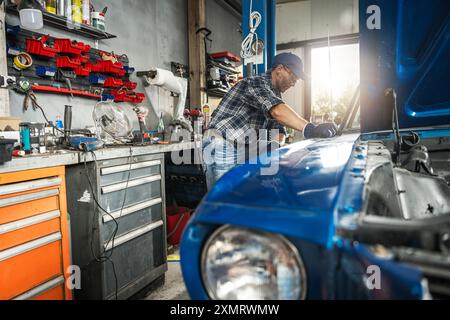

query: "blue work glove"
(303, 122), (338, 139)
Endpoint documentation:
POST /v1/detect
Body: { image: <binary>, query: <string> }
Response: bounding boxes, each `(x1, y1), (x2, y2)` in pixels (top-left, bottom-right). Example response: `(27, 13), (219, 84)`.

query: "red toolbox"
(56, 56), (81, 69)
(54, 39), (91, 55)
(26, 35), (60, 58)
(104, 77), (124, 88)
(210, 51), (241, 62)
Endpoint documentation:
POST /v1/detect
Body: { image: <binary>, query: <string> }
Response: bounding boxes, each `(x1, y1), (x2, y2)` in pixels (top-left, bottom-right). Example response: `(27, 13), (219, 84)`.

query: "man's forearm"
(270, 104), (309, 132)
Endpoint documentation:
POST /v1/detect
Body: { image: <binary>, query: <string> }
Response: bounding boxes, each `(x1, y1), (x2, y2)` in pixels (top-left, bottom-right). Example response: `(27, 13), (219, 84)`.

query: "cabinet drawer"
(0, 190), (60, 225)
(99, 160), (162, 186)
(0, 177), (62, 197)
(14, 276), (65, 300)
(0, 210), (61, 251)
(32, 284), (65, 300)
(101, 200), (163, 242)
(100, 175), (162, 212)
(103, 224), (165, 298)
(0, 233), (63, 300)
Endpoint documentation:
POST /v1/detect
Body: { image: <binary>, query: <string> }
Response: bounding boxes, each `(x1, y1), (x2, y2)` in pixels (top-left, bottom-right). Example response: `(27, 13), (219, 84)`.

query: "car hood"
(360, 0), (450, 132)
(192, 134), (360, 246)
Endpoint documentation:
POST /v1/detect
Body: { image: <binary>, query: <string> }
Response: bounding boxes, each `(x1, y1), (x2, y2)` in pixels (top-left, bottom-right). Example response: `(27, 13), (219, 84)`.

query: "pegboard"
(5, 24), (143, 102)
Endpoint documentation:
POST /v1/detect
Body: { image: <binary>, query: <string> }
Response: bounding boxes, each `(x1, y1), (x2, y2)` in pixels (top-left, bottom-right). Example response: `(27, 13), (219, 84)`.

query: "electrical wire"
(327, 26), (334, 117)
(82, 153), (119, 300)
(240, 0), (262, 60)
(82, 147), (133, 300)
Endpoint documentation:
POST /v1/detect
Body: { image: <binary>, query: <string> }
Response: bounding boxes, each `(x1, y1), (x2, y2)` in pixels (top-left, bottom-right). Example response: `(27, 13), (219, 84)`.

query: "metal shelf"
(6, 6), (117, 40)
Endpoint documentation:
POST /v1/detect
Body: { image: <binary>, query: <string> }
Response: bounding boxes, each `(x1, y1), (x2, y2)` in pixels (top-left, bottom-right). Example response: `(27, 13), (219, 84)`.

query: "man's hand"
(272, 133), (286, 146)
(303, 123), (338, 139)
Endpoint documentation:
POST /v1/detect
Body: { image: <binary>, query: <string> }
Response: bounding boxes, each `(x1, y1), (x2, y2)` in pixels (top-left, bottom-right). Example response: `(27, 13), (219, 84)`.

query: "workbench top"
(0, 141), (201, 174)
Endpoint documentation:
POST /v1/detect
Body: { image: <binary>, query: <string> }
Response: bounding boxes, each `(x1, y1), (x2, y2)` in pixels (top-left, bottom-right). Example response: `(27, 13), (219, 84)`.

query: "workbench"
(0, 141), (201, 174)
(0, 141), (201, 300)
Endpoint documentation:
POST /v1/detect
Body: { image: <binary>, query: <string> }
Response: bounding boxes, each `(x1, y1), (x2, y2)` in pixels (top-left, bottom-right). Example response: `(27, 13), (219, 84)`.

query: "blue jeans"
(202, 136), (238, 190)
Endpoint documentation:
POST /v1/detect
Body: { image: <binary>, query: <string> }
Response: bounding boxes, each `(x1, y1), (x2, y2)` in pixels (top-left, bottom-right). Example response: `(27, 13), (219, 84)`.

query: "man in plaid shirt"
(203, 52), (337, 189)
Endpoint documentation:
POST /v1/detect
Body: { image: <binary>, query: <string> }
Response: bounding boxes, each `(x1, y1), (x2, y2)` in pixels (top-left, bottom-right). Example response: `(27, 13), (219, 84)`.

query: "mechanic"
(203, 52), (338, 189)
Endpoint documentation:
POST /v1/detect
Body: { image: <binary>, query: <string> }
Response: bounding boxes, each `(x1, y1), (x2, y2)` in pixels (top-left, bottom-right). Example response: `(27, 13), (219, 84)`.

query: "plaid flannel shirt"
(208, 70), (287, 142)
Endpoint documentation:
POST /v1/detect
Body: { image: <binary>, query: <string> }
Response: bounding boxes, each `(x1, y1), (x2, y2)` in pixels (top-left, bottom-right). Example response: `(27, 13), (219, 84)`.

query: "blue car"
(181, 0), (450, 300)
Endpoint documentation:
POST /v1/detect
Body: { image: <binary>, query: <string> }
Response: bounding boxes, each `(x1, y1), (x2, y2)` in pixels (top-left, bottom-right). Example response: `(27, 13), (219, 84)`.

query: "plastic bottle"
(55, 116), (64, 137)
(72, 0), (82, 24)
(57, 0), (65, 16)
(65, 0), (72, 22)
(82, 0), (90, 25)
(36, 0), (46, 11)
(158, 113), (165, 134)
(46, 0), (57, 14)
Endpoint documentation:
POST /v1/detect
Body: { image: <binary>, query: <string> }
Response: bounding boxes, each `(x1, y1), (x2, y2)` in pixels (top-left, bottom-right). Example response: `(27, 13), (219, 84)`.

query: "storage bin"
(56, 56), (81, 69)
(74, 65), (91, 76)
(36, 66), (57, 77)
(54, 39), (91, 55)
(104, 77), (124, 88)
(124, 81), (137, 90)
(26, 35), (60, 58)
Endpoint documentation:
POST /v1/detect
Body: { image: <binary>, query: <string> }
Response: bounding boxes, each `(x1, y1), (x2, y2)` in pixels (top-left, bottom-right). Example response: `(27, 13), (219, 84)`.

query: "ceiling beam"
(214, 0), (242, 19)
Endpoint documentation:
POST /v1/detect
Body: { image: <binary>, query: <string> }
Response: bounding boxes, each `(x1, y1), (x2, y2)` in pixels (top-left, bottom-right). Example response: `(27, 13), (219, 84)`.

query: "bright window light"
(311, 43), (360, 125)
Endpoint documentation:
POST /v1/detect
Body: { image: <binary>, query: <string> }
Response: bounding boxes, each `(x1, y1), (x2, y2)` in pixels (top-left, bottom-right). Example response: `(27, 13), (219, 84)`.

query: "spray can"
(158, 113), (165, 132)
(57, 0), (65, 16)
(72, 0), (83, 24)
(82, 0), (90, 25)
(46, 0), (57, 14)
(65, 0), (72, 22)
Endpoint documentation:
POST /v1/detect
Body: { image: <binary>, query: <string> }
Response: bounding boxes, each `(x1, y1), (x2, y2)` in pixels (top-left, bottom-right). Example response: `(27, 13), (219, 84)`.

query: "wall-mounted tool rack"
(6, 25), (144, 103)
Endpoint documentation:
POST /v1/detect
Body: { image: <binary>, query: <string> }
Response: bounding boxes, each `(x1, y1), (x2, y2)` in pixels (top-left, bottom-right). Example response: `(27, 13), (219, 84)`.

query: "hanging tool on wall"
(55, 69), (76, 98)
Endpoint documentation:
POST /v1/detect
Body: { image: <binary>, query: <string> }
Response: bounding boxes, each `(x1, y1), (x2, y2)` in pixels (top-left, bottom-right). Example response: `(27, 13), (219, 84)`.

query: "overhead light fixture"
(17, 0), (44, 30)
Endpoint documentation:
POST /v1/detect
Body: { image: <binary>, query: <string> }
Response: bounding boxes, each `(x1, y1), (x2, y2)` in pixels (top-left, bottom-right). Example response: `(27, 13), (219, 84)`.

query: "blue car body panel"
(360, 0), (450, 132)
(181, 0), (450, 300)
(180, 133), (429, 299)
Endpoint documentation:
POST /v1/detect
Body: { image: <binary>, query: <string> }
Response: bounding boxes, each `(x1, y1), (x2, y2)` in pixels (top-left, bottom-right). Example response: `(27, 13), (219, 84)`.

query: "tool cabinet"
(0, 167), (72, 300)
(65, 152), (167, 300)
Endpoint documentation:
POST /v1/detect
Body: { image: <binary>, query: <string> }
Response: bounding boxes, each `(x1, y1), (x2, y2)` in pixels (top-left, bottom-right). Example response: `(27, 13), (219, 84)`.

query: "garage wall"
(206, 0), (242, 56)
(7, 0), (190, 131)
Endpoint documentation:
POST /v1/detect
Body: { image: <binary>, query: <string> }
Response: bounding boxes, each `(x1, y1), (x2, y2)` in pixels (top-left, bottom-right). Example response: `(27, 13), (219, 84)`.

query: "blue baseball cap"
(273, 52), (307, 80)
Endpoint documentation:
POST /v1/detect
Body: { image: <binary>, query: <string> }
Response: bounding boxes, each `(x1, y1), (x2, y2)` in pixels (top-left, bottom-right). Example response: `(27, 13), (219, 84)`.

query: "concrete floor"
(145, 249), (190, 300)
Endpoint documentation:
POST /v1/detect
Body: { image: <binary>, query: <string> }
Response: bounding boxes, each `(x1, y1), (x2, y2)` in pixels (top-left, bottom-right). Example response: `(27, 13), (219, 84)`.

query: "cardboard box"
(0, 117), (21, 131)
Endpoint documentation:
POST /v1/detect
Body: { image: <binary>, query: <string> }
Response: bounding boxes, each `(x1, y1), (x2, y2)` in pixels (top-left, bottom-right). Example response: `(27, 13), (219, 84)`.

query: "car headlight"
(201, 226), (307, 300)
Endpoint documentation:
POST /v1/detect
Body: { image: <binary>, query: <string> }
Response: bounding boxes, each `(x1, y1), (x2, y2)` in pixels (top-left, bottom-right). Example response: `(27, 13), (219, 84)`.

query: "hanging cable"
(327, 25), (334, 119)
(240, 0), (262, 60)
